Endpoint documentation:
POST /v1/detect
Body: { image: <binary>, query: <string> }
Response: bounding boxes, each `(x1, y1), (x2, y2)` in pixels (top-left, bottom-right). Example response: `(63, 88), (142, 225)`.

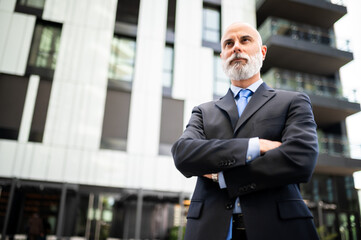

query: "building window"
(159, 97), (184, 155)
(101, 88), (131, 151)
(15, 0), (46, 16)
(162, 45), (174, 93)
(165, 0), (177, 42)
(29, 78), (52, 142)
(108, 36), (136, 83)
(115, 0), (141, 25)
(0, 74), (29, 140)
(202, 5), (221, 43)
(213, 54), (229, 97)
(27, 21), (62, 79)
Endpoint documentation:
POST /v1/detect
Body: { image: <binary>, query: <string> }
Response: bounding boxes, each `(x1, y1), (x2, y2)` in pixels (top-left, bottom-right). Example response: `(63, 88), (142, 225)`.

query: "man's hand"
(259, 139), (282, 155)
(203, 174), (213, 179)
(203, 173), (218, 182)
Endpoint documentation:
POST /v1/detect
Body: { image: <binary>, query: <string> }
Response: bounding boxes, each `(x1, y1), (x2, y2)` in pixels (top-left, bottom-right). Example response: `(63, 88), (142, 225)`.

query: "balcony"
(259, 17), (353, 75)
(315, 130), (361, 175)
(256, 0), (347, 28)
(263, 68), (361, 126)
(318, 130), (350, 157)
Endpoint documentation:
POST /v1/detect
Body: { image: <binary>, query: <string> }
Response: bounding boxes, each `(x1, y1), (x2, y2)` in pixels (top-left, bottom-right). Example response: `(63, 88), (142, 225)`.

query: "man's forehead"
(221, 23), (261, 44)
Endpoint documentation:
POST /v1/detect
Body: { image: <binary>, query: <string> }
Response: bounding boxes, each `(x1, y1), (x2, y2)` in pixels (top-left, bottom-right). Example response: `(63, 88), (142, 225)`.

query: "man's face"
(220, 23), (267, 81)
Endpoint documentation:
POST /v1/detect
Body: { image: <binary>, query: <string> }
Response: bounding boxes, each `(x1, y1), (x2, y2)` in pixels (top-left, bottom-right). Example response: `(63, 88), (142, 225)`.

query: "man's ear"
(220, 52), (222, 58)
(261, 45), (267, 60)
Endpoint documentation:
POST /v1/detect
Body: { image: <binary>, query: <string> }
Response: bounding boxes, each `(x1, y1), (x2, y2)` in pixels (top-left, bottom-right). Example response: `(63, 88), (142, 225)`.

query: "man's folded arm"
(223, 93), (318, 198)
(172, 106), (250, 178)
(218, 137), (260, 188)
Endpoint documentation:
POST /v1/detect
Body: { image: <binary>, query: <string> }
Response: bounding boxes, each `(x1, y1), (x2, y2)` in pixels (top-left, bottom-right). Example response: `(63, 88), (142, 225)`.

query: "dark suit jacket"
(172, 83), (319, 240)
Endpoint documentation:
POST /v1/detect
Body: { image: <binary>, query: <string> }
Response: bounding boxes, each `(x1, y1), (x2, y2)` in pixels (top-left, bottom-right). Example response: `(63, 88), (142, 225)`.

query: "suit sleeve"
(171, 105), (250, 178)
(223, 92), (318, 198)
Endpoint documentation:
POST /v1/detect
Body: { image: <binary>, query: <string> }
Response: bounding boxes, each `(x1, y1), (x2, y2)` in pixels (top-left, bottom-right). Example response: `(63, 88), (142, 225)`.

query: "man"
(27, 212), (44, 240)
(171, 22), (319, 240)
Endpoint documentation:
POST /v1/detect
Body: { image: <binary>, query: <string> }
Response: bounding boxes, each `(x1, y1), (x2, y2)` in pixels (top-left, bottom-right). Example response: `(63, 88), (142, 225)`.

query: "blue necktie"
(226, 89), (253, 240)
(236, 89), (253, 117)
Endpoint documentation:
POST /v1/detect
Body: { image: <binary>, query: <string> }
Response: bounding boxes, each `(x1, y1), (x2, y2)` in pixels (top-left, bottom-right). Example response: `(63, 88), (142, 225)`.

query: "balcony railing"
(263, 68), (348, 100)
(256, 0), (346, 7)
(317, 130), (351, 157)
(258, 17), (352, 52)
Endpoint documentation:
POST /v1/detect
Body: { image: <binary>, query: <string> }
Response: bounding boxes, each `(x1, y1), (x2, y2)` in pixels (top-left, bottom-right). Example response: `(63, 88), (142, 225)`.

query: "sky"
(334, 0), (361, 159)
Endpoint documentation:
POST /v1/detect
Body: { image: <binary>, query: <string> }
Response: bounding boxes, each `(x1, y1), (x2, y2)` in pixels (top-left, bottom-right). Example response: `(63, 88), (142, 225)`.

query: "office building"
(0, 0), (360, 239)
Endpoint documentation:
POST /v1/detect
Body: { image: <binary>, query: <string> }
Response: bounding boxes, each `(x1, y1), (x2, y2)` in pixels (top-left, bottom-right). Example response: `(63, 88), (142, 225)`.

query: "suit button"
(250, 183), (256, 190)
(226, 202), (233, 210)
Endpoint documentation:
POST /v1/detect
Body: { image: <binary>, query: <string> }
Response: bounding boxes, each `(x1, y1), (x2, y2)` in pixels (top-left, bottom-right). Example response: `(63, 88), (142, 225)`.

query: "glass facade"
(263, 68), (345, 100)
(15, 0), (46, 16)
(256, 0), (346, 6)
(159, 97), (184, 155)
(166, 0), (177, 33)
(115, 0), (140, 25)
(301, 175), (360, 240)
(0, 74), (29, 140)
(259, 17), (352, 52)
(162, 45), (174, 89)
(318, 130), (351, 157)
(1, 0), (360, 239)
(0, 179), (189, 240)
(28, 22), (62, 71)
(202, 5), (221, 43)
(108, 37), (136, 82)
(101, 89), (131, 151)
(213, 54), (229, 97)
(28, 79), (52, 143)
(18, 0), (45, 9)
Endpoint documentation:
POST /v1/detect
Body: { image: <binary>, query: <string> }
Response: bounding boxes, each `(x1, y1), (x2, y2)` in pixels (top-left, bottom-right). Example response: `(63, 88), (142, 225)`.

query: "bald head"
(221, 22), (263, 47)
(219, 21), (267, 86)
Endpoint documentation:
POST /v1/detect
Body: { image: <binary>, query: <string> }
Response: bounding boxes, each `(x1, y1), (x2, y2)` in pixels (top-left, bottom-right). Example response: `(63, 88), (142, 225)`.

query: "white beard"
(222, 50), (263, 81)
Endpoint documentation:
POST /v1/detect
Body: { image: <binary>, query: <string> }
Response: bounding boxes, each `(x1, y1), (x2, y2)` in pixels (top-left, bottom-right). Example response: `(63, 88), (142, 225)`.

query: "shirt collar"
(230, 79), (264, 98)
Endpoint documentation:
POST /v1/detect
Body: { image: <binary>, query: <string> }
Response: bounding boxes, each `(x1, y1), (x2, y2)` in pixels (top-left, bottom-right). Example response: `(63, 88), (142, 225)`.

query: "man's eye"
(225, 42), (232, 46)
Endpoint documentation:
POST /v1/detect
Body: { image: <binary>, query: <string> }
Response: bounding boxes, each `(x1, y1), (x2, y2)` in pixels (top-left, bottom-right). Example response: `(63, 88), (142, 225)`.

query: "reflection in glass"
(339, 213), (350, 240)
(108, 37), (136, 82)
(162, 45), (174, 88)
(203, 6), (220, 43)
(258, 17), (351, 51)
(213, 55), (230, 97)
(28, 23), (61, 70)
(263, 68), (346, 100)
(19, 0), (45, 9)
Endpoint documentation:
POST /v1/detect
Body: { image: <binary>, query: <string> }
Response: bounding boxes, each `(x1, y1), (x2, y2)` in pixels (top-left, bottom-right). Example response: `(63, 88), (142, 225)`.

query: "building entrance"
(0, 179), (61, 239)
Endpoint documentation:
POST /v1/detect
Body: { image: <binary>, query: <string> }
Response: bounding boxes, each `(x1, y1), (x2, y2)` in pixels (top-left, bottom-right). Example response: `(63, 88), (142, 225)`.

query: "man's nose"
(233, 42), (242, 53)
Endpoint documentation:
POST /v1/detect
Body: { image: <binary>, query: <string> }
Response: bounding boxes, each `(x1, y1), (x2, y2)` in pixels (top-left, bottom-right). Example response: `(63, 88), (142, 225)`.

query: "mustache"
(226, 52), (250, 65)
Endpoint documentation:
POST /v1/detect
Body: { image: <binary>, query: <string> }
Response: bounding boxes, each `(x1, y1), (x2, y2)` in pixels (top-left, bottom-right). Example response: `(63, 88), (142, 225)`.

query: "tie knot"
(236, 89), (253, 99)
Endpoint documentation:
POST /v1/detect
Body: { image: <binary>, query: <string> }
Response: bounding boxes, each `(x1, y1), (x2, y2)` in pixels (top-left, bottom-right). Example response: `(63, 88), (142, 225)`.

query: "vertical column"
(56, 183), (67, 238)
(1, 178), (17, 239)
(0, 12), (35, 75)
(18, 75), (40, 143)
(0, 0), (16, 12)
(177, 192), (185, 240)
(135, 188), (144, 239)
(172, 0), (213, 129)
(221, 0), (257, 32)
(43, 0), (117, 150)
(127, 0), (168, 155)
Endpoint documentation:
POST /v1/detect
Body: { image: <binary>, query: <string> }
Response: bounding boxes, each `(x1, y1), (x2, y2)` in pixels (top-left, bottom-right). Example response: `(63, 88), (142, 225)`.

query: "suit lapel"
(234, 83), (276, 133)
(215, 89), (239, 130)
